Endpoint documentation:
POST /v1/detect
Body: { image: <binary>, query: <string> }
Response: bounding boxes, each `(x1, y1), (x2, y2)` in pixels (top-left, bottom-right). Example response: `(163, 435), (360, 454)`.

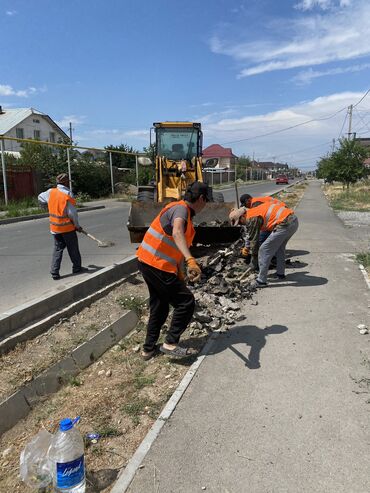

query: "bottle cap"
(59, 418), (73, 431)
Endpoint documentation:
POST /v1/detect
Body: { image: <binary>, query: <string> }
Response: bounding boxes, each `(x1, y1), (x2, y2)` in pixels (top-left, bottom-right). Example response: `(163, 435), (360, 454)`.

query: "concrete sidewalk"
(126, 181), (370, 493)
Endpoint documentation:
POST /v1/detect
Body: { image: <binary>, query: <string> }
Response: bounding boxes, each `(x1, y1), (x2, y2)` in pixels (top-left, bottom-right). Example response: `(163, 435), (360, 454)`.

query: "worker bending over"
(239, 194), (286, 260)
(137, 181), (208, 360)
(230, 200), (298, 288)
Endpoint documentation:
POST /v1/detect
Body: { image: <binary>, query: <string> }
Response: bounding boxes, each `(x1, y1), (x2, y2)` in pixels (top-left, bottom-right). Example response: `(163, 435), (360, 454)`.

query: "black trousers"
(51, 231), (82, 275)
(138, 261), (195, 352)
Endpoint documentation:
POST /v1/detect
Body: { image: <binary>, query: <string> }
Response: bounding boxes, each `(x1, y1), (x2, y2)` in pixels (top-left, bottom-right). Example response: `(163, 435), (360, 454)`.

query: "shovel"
(80, 229), (115, 248)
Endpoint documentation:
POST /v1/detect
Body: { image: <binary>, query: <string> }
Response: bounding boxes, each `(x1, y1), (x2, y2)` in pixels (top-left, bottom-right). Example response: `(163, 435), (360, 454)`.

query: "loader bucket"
(127, 201), (242, 244)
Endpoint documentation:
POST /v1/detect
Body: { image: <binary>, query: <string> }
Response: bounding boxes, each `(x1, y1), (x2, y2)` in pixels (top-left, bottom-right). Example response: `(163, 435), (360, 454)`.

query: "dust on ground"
(0, 271), (209, 493)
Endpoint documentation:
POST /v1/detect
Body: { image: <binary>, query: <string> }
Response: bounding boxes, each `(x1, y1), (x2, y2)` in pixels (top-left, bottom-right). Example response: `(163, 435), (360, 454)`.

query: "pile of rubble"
(189, 240), (256, 335)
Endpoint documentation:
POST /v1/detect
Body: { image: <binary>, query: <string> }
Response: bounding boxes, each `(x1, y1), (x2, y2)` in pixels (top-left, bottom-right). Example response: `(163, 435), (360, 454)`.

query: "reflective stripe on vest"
(48, 188), (76, 234)
(137, 200), (195, 274)
(247, 202), (293, 231)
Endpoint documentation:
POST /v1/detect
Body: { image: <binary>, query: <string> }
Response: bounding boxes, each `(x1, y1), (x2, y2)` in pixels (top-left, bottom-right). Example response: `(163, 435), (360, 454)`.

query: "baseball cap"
(56, 173), (70, 184)
(240, 194), (252, 207)
(186, 181), (211, 202)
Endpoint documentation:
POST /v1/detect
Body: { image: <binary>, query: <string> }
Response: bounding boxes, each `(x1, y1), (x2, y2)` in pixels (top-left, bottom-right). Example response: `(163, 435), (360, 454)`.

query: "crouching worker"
(137, 181), (209, 360)
(230, 201), (298, 288)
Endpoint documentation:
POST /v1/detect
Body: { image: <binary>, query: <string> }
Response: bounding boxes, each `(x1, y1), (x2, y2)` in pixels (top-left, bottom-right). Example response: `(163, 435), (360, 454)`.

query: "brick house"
(202, 144), (238, 169)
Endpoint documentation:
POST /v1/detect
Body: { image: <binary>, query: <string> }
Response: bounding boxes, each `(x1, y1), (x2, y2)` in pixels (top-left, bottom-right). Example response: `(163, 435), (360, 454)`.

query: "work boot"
(270, 274), (286, 280)
(73, 267), (89, 274)
(51, 273), (60, 280)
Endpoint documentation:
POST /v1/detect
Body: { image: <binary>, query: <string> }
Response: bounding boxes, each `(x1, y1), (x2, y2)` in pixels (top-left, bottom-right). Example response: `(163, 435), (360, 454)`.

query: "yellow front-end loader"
(127, 122), (239, 244)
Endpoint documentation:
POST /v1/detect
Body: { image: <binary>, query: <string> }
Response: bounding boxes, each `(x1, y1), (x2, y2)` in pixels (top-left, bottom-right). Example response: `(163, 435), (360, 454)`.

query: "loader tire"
(137, 190), (155, 202)
(212, 191), (224, 203)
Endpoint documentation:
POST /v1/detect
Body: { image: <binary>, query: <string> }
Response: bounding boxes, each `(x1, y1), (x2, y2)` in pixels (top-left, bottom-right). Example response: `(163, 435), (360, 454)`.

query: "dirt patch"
(0, 276), (148, 403)
(0, 271), (209, 493)
(275, 182), (307, 209)
(323, 181), (370, 211)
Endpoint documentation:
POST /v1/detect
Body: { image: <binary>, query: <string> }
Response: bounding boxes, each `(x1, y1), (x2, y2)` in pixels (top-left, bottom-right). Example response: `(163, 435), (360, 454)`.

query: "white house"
(0, 106), (69, 155)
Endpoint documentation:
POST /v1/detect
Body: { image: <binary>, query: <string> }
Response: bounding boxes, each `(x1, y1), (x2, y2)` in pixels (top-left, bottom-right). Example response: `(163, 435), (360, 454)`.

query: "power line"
(353, 88), (370, 108)
(353, 107), (370, 135)
(337, 111), (348, 140)
(272, 141), (331, 160)
(221, 106), (348, 145)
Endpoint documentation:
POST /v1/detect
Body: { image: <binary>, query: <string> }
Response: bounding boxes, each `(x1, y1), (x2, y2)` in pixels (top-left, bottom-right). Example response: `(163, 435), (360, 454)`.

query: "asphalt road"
(0, 180), (296, 314)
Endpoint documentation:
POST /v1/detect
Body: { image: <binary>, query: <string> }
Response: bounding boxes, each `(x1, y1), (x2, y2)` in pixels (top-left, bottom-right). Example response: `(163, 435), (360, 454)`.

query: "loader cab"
(151, 122), (204, 202)
(153, 122), (203, 161)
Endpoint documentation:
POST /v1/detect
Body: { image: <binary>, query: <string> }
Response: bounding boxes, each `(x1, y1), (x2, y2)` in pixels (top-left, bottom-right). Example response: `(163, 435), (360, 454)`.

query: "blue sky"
(2, 0), (370, 170)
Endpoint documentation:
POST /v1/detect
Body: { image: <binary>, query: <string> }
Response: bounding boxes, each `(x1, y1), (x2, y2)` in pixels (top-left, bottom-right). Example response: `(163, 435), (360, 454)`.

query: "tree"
(332, 138), (368, 189)
(316, 155), (337, 183)
(317, 138), (368, 189)
(104, 144), (137, 169)
(235, 154), (252, 180)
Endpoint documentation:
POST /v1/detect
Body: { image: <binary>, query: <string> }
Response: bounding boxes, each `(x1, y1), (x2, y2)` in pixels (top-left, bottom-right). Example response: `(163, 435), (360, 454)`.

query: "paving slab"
(125, 181), (370, 493)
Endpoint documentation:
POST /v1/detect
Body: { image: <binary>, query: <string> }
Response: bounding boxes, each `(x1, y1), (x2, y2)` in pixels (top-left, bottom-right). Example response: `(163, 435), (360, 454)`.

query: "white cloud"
(6, 10), (17, 16)
(211, 0), (370, 77)
(293, 63), (370, 84)
(294, 0), (350, 10)
(56, 115), (86, 127)
(0, 84), (42, 97)
(200, 91), (366, 168)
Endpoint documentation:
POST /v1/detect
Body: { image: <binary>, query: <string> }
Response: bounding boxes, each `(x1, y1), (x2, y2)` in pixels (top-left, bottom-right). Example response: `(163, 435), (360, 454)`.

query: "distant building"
(0, 106), (69, 155)
(255, 161), (289, 171)
(355, 137), (370, 148)
(202, 144), (238, 169)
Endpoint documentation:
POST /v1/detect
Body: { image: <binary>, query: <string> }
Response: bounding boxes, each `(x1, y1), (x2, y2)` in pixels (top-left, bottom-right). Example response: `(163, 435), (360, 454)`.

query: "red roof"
(202, 144), (237, 158)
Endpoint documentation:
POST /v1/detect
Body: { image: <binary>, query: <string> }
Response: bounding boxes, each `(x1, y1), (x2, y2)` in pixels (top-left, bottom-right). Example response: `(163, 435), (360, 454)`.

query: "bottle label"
(56, 454), (85, 489)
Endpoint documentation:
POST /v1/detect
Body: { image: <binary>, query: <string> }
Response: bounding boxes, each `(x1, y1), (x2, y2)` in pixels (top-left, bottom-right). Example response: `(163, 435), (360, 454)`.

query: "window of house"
(33, 119), (40, 123)
(16, 128), (24, 139)
(49, 132), (55, 143)
(34, 129), (41, 140)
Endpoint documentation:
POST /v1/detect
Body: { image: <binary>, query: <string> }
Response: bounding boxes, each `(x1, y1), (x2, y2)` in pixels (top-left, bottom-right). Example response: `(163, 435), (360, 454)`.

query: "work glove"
(229, 207), (246, 226)
(240, 247), (250, 258)
(75, 226), (83, 232)
(186, 257), (202, 283)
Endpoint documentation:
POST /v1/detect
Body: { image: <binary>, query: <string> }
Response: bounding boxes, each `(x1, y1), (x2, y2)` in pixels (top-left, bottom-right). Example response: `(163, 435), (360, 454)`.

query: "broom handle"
(81, 229), (101, 244)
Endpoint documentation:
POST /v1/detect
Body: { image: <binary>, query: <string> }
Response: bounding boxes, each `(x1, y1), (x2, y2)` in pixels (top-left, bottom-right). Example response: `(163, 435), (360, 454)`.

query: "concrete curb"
(0, 309), (138, 436)
(0, 205), (105, 225)
(358, 263), (370, 290)
(0, 256), (138, 344)
(110, 330), (221, 493)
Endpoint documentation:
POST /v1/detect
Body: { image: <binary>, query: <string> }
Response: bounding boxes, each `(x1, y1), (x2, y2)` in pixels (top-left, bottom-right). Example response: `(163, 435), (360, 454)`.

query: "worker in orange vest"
(230, 200), (298, 287)
(239, 194), (286, 264)
(137, 181), (208, 360)
(38, 173), (85, 280)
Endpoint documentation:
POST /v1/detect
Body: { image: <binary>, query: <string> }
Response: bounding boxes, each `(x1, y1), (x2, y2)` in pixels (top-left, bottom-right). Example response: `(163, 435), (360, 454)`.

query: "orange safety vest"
(48, 188), (76, 234)
(251, 196), (286, 207)
(246, 201), (293, 232)
(137, 200), (195, 274)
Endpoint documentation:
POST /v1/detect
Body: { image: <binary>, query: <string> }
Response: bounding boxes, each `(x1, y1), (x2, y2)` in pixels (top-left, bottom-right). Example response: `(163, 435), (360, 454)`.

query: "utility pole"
(347, 104), (353, 139)
(69, 122), (73, 145)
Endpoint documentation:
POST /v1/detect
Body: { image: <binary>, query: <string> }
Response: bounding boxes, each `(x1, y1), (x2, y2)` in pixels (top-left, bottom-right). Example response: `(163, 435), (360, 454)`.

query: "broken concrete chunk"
(357, 324), (368, 330)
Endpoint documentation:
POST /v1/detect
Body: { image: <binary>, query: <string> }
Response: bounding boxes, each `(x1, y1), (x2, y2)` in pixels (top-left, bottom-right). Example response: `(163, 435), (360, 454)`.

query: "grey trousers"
(51, 231), (82, 275)
(257, 215), (299, 283)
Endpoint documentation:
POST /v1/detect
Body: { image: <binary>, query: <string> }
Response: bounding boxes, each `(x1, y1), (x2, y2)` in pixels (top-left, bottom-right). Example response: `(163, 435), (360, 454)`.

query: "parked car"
(276, 174), (289, 185)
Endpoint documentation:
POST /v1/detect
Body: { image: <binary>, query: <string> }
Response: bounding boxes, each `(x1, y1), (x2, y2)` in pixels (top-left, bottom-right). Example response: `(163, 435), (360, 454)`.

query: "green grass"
(356, 252), (370, 268)
(330, 188), (370, 211)
(96, 424), (122, 438)
(133, 374), (156, 390)
(117, 295), (146, 316)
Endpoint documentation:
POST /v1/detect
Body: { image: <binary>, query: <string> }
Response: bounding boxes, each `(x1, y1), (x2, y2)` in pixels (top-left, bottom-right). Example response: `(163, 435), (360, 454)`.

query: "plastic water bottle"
(48, 417), (85, 493)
